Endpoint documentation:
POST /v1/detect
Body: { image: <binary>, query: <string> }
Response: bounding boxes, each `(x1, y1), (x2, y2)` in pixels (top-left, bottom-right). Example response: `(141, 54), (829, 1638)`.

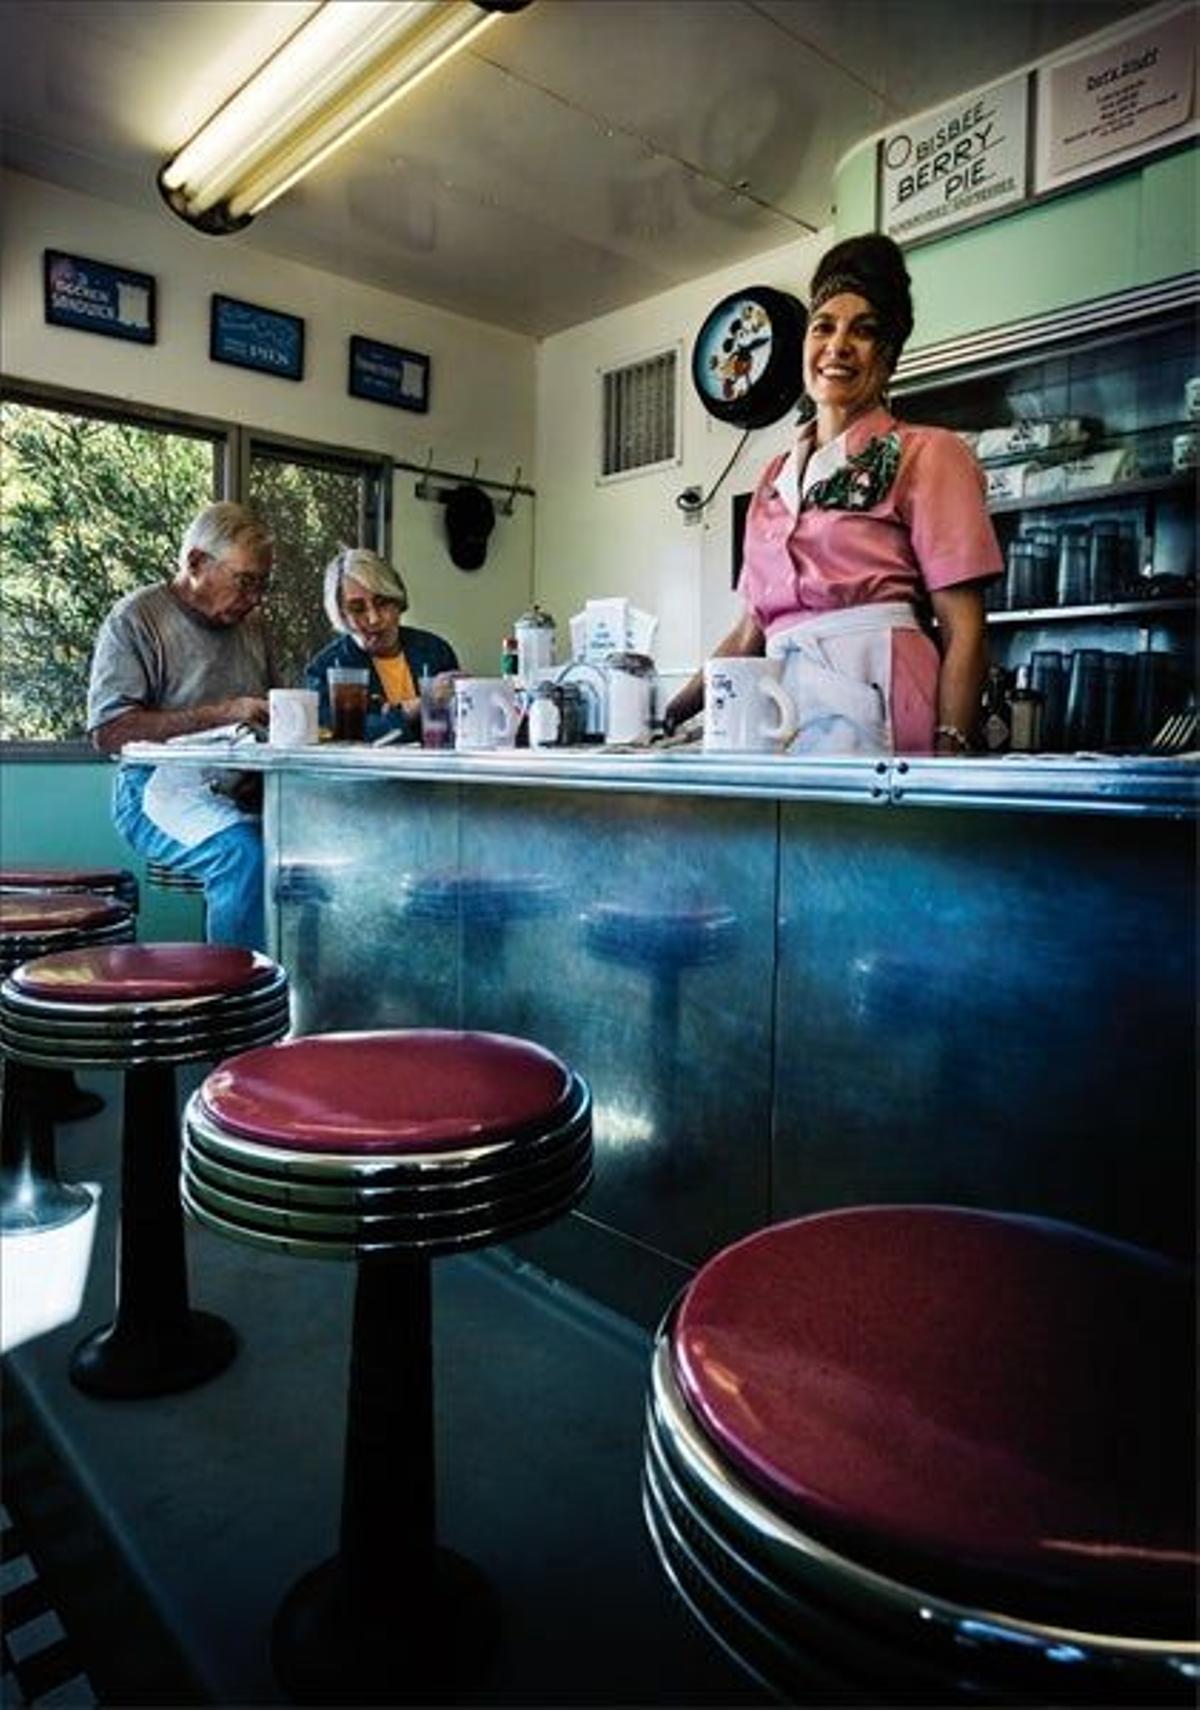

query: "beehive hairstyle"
(809, 233), (914, 369)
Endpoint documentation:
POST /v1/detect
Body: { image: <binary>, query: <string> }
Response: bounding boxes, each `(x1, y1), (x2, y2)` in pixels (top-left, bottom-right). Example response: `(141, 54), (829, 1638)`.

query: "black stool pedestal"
(272, 1258), (500, 1703)
(70, 1062), (237, 1398)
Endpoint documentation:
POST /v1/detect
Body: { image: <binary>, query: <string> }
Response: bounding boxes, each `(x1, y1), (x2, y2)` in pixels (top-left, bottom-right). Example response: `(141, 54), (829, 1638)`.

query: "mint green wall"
(833, 142), (1198, 345)
(0, 759), (204, 941)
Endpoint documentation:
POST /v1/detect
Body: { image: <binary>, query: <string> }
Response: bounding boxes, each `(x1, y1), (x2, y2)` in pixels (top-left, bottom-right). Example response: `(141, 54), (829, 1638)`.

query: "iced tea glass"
(327, 667), (370, 741)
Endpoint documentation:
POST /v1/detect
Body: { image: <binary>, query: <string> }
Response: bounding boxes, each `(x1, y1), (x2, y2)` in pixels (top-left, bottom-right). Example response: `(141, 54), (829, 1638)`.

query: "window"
(248, 440), (386, 690)
(0, 391), (390, 746)
(598, 347), (680, 481)
(0, 399), (220, 742)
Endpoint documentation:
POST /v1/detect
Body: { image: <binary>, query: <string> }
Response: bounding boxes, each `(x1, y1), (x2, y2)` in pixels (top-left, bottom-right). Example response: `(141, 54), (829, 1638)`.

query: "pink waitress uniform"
(738, 405), (1002, 753)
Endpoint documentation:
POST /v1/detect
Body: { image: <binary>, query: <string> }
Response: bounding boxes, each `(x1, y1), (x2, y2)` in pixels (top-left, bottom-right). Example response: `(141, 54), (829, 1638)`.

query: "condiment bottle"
(501, 635), (519, 677)
(527, 682), (561, 748)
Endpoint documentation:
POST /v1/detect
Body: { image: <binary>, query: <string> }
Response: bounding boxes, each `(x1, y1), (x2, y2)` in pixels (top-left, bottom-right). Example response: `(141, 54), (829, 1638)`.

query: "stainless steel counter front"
(125, 741), (1197, 1325)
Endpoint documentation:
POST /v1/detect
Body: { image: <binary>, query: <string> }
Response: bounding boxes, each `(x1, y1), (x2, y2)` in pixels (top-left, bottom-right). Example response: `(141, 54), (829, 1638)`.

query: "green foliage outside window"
(1, 403), (215, 741)
(248, 455), (375, 691)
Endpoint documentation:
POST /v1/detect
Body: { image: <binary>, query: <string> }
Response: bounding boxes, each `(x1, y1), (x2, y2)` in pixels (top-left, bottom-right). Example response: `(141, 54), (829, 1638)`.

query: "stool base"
(69, 1310), (237, 1399)
(272, 1548), (500, 1705)
(0, 1169), (94, 1235)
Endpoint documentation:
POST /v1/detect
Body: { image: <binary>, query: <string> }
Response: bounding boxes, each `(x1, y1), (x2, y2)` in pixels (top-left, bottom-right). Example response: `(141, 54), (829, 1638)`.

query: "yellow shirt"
(374, 651), (418, 709)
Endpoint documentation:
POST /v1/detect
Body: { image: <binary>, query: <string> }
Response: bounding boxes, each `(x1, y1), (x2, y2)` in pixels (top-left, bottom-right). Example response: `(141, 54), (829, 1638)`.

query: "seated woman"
(663, 233), (1002, 755)
(305, 548), (458, 742)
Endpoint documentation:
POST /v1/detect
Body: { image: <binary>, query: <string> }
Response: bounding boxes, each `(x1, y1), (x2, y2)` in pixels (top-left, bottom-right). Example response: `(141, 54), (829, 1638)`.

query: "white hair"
(322, 547), (409, 632)
(179, 502), (273, 572)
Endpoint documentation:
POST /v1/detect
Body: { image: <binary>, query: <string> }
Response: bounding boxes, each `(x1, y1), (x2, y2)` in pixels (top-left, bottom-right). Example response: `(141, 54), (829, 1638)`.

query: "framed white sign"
(1035, 5), (1197, 193)
(880, 75), (1029, 245)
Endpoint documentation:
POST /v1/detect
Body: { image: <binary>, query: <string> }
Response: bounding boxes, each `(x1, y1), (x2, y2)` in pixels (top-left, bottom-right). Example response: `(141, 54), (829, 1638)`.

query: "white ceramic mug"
(268, 688), (319, 748)
(1184, 376), (1200, 422)
(453, 678), (518, 751)
(703, 657), (798, 752)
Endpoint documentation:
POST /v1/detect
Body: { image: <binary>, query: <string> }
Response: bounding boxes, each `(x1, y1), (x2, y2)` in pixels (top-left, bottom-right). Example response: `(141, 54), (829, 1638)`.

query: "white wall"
(0, 170), (537, 674)
(3, 168), (836, 686)
(533, 229), (829, 684)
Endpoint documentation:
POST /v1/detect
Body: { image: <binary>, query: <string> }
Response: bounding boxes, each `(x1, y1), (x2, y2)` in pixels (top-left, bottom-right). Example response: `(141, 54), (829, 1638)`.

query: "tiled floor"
(0, 1505), (96, 1708)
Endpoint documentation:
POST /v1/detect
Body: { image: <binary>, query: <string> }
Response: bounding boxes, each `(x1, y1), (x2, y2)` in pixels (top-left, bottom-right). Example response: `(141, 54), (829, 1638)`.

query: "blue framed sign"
(210, 294), (304, 381)
(43, 250), (156, 344)
(348, 335), (430, 413)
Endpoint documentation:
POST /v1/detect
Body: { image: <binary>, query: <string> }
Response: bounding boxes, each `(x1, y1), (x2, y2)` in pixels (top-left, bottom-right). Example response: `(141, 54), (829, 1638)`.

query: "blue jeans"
(113, 766), (266, 950)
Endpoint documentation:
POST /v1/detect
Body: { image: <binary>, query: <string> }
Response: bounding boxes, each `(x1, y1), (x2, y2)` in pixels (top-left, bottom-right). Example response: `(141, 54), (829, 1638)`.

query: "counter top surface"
(121, 740), (1199, 817)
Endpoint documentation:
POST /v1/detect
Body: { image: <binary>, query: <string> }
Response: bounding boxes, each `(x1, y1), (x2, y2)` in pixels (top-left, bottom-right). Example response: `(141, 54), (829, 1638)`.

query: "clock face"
(691, 286), (806, 429)
(695, 299), (774, 406)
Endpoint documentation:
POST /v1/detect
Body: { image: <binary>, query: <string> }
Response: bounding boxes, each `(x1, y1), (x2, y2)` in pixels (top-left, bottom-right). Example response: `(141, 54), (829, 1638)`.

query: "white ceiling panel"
(0, 0), (1166, 335)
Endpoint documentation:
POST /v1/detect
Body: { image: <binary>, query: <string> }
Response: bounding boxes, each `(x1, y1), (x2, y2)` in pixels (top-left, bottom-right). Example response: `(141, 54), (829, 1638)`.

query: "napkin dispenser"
(569, 598), (658, 666)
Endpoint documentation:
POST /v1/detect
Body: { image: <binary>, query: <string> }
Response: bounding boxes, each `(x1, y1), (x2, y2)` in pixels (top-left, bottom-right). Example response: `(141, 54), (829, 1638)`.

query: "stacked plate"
(182, 1031), (592, 1261)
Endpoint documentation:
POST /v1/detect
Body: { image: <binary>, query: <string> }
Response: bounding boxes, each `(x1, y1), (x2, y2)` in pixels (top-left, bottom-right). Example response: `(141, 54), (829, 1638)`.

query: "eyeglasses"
(208, 554), (270, 596)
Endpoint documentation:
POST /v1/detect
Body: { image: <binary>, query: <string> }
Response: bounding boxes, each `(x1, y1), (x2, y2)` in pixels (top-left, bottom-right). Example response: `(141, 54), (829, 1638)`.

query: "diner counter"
(122, 739), (1199, 818)
(121, 738), (1196, 1327)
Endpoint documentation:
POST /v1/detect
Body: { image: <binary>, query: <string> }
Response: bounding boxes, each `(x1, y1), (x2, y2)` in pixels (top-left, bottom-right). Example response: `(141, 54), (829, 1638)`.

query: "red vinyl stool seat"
(0, 891), (136, 1234)
(0, 943), (289, 1396)
(643, 1206), (1197, 1705)
(182, 1029), (592, 1702)
(1, 864), (140, 913)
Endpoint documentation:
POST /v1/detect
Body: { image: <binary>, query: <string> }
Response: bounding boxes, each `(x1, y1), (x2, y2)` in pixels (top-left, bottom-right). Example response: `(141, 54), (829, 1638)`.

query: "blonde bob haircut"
(322, 547), (409, 633)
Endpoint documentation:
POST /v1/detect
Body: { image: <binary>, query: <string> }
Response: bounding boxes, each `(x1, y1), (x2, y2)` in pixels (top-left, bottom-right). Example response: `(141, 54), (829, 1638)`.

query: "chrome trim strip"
(118, 743), (1199, 819)
(184, 1123), (593, 1209)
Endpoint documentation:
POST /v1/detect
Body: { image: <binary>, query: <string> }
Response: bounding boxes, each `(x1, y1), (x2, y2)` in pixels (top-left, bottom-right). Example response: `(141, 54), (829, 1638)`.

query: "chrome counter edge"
(122, 743), (1200, 817)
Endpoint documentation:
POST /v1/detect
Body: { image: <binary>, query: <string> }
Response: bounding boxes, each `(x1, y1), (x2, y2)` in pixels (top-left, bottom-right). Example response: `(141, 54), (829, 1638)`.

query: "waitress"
(663, 233), (1002, 755)
(304, 547), (458, 741)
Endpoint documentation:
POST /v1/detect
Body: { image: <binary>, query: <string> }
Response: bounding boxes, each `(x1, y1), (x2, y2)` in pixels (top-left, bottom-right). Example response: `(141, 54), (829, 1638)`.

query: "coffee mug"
(268, 688), (319, 748)
(703, 657), (798, 752)
(453, 678), (518, 751)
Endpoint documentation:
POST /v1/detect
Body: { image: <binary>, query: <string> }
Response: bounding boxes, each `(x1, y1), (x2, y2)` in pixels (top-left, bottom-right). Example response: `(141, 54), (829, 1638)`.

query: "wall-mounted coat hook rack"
(495, 466), (522, 518)
(403, 451), (536, 513)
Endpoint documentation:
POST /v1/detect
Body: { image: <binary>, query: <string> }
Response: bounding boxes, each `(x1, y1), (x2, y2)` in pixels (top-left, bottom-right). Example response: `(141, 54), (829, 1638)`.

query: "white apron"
(767, 602), (921, 755)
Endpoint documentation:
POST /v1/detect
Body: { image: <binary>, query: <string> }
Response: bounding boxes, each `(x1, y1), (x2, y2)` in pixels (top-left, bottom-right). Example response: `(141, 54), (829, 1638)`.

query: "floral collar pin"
(803, 431), (900, 512)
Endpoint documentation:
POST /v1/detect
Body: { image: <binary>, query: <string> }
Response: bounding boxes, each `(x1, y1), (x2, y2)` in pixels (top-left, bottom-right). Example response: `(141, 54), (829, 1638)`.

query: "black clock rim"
(691, 285), (807, 429)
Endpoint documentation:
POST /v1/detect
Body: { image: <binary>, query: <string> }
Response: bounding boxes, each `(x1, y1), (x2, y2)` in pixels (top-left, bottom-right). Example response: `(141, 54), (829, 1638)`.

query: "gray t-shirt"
(87, 582), (273, 734)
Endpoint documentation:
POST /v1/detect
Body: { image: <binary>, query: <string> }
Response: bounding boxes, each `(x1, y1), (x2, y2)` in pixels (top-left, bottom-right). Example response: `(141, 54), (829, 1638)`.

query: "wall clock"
(691, 285), (807, 429)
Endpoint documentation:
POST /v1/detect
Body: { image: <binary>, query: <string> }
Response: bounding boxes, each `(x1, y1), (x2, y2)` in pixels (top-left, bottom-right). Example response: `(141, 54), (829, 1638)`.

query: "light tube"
(159, 1), (524, 233)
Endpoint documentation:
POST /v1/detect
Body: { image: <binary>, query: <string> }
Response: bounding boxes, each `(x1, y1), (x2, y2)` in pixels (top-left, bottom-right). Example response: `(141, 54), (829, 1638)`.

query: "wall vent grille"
(599, 348), (679, 480)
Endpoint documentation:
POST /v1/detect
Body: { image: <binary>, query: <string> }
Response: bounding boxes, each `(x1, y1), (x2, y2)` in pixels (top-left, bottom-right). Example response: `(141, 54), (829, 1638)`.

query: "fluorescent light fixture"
(160, 0), (529, 233)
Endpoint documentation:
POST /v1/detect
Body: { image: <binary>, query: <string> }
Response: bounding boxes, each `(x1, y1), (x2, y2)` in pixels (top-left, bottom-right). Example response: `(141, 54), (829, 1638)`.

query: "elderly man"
(87, 501), (275, 949)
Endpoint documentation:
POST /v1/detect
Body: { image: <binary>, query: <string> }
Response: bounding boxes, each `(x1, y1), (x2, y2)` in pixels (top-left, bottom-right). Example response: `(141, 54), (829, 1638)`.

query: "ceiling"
(0, 0), (1158, 337)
